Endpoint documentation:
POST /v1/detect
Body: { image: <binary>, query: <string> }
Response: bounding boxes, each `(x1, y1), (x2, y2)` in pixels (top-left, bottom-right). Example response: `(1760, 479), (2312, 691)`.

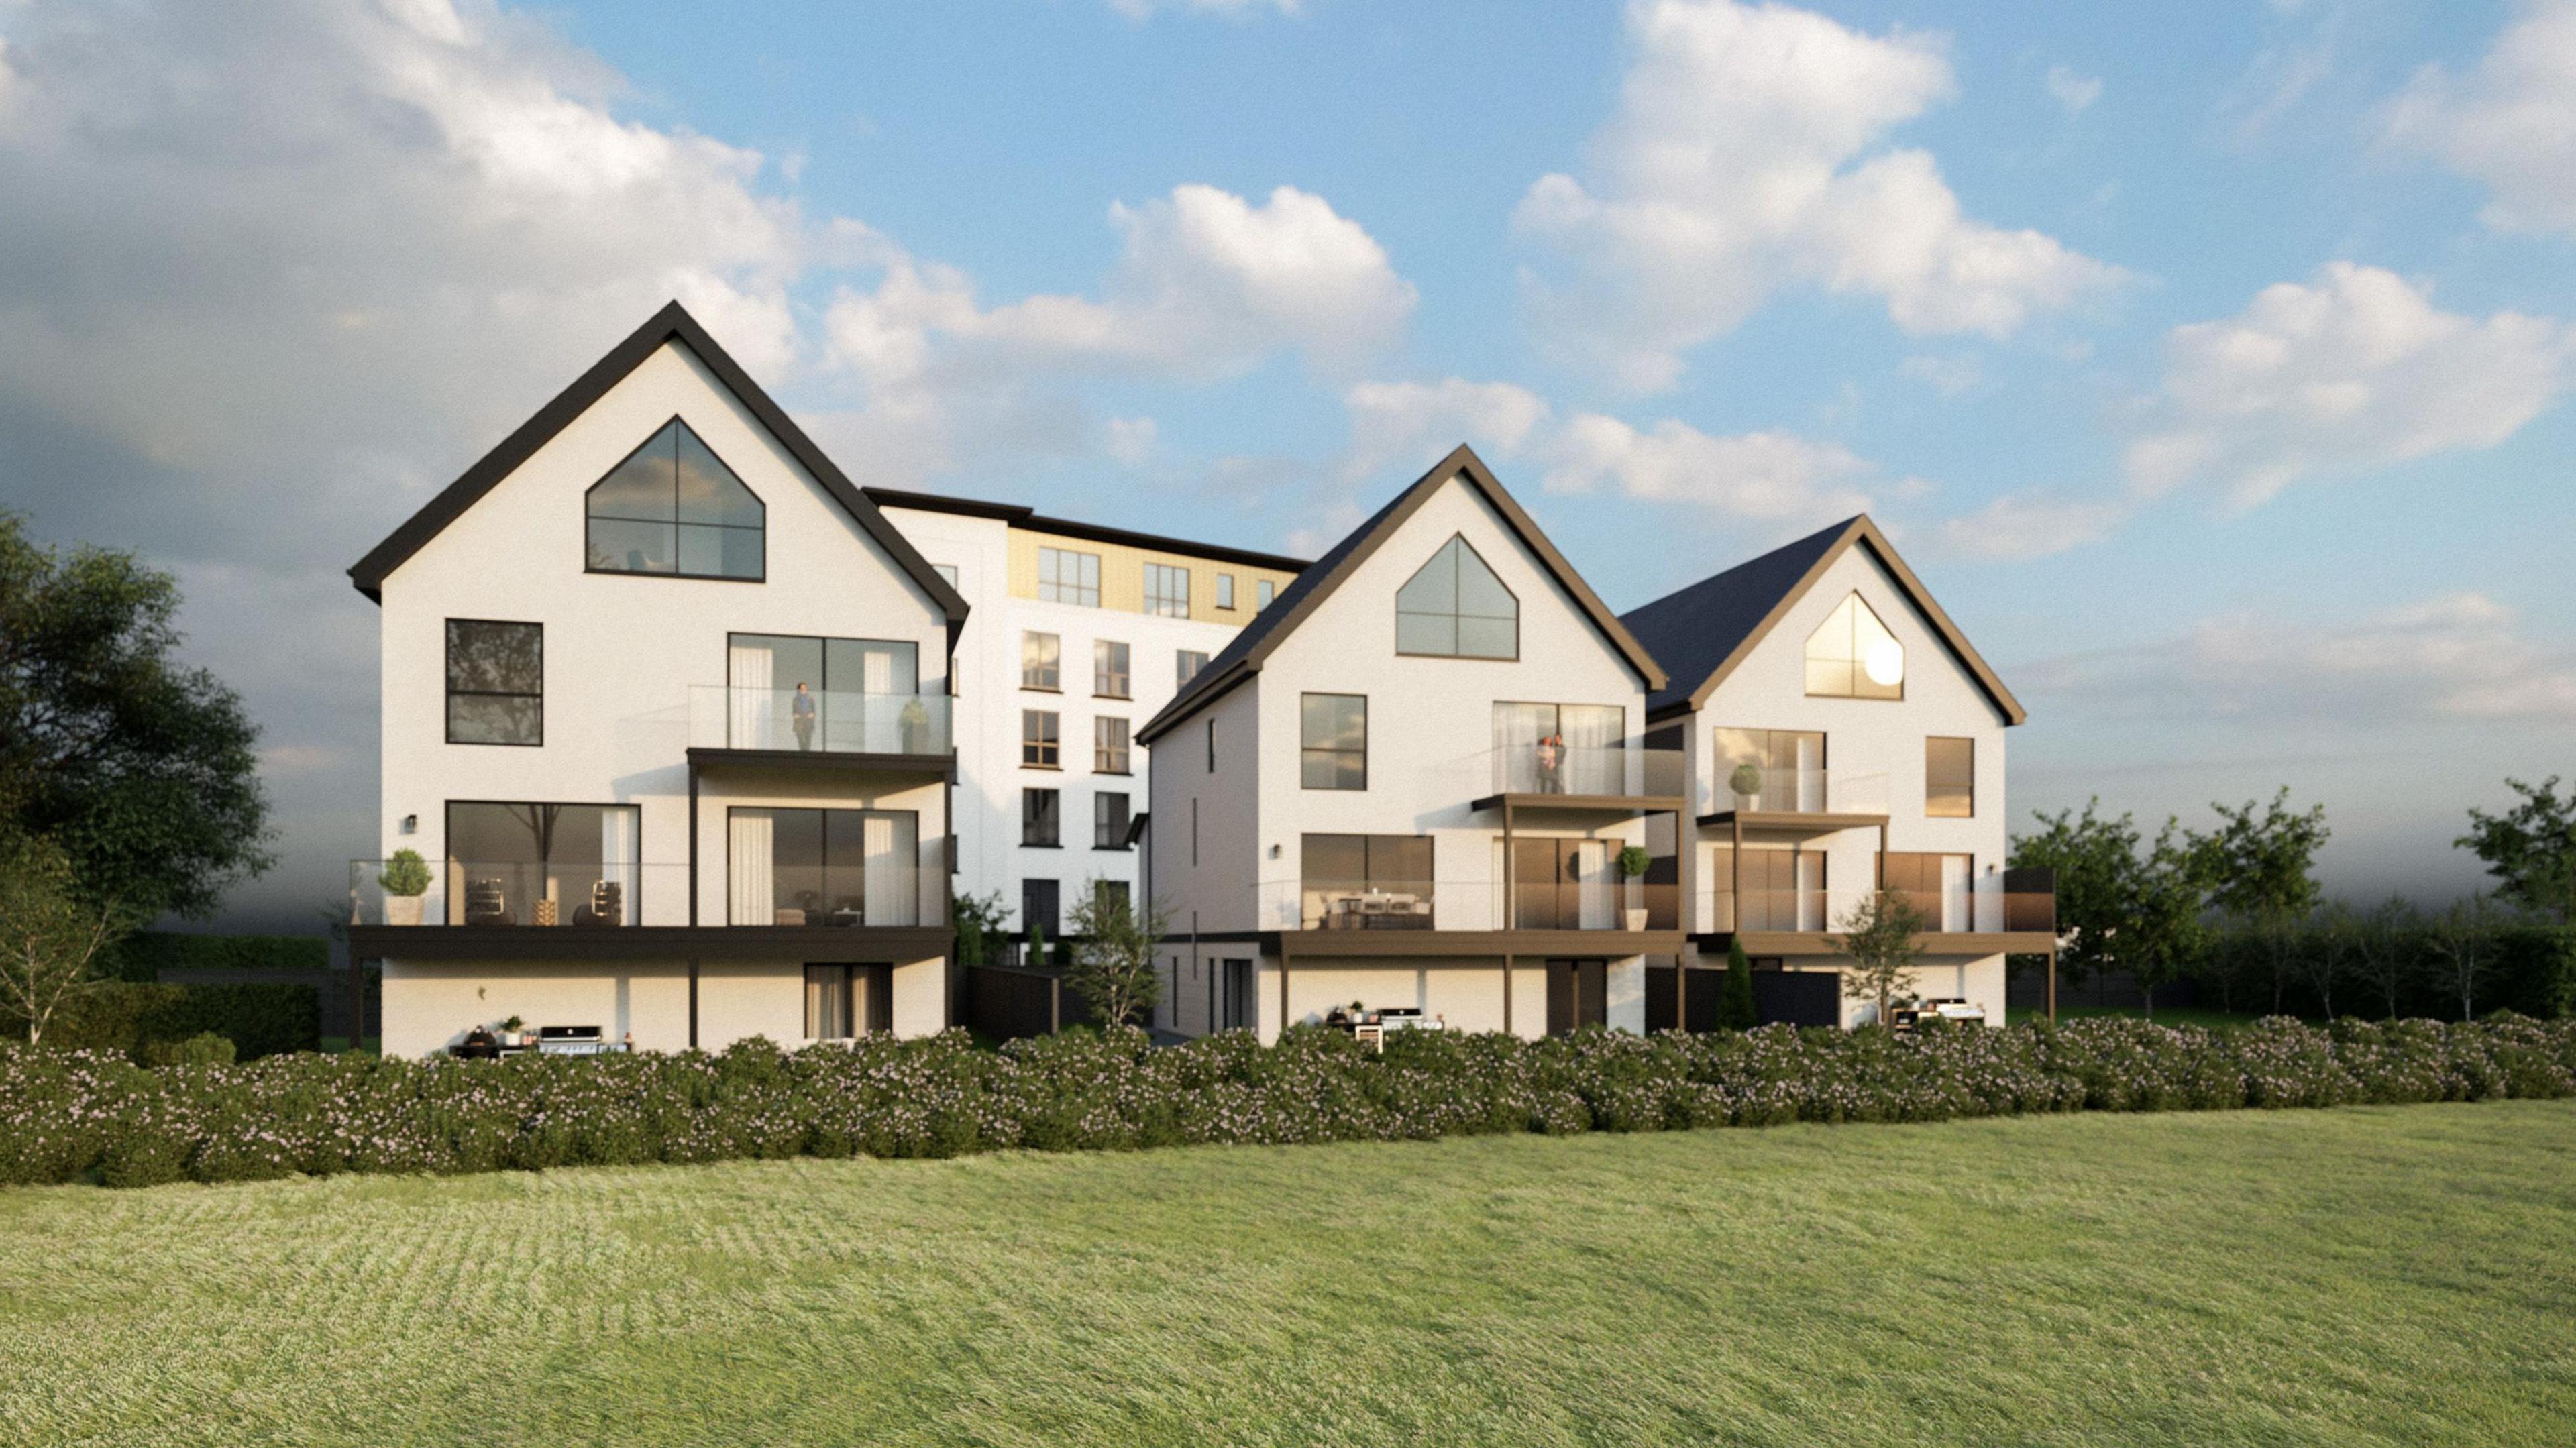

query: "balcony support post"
(1503, 801), (1517, 931)
(687, 957), (699, 1050)
(1279, 935), (1292, 1042)
(688, 762), (700, 928)
(1731, 815), (1743, 934)
(1503, 953), (1513, 1036)
(2047, 948), (2057, 1027)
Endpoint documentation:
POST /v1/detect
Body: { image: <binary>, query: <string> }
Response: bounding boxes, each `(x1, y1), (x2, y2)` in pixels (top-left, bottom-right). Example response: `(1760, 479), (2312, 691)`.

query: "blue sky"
(0, 0), (2569, 926)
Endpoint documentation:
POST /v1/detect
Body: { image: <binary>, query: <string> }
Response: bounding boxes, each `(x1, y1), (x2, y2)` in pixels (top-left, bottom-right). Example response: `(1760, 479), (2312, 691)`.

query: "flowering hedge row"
(5, 1015), (2573, 1189)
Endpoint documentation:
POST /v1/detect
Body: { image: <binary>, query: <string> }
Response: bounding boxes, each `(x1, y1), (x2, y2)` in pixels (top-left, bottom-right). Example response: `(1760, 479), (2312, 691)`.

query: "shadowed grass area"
(1, 1102), (2571, 1445)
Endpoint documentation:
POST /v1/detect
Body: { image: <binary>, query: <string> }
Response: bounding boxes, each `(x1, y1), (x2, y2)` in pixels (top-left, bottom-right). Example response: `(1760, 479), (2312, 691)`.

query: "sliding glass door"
(729, 807), (920, 926)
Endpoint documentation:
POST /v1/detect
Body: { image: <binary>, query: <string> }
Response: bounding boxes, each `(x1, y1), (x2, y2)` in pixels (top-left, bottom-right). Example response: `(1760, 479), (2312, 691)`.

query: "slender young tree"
(0, 834), (136, 1044)
(2350, 896), (2418, 1021)
(1065, 881), (1169, 1029)
(2008, 799), (2139, 989)
(2427, 893), (2493, 1023)
(1717, 936), (1759, 1030)
(1837, 890), (1927, 1029)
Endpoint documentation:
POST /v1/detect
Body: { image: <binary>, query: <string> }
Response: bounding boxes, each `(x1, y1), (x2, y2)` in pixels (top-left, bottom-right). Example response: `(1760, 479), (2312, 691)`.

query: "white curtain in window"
(729, 643), (775, 749)
(1941, 855), (1970, 933)
(729, 812), (773, 926)
(1491, 702), (1554, 793)
(863, 814), (912, 926)
(1576, 841), (1614, 929)
(1562, 706), (1624, 794)
(600, 807), (638, 924)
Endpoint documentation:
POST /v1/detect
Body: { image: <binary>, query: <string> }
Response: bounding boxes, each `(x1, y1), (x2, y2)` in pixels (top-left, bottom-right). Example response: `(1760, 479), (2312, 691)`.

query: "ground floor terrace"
(366, 928), (951, 1057)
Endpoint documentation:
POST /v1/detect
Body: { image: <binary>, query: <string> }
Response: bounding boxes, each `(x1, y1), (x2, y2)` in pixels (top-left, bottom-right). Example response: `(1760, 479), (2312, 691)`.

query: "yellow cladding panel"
(1008, 527), (1296, 624)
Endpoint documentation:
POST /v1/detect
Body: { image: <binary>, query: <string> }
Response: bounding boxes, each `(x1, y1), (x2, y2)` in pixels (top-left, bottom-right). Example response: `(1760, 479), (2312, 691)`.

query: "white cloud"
(1929, 490), (2125, 560)
(2029, 592), (2576, 722)
(1899, 352), (1984, 396)
(1103, 415), (1160, 465)
(2125, 262), (2573, 507)
(2045, 65), (2102, 115)
(818, 184), (1414, 478)
(1514, 0), (2123, 390)
(1340, 377), (1552, 484)
(1540, 414), (1878, 524)
(2385, 0), (2576, 236)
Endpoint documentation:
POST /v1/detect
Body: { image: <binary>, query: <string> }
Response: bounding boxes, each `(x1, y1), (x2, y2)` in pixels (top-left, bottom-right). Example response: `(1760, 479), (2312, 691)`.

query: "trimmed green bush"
(1, 1015), (2569, 1190)
(5, 981), (318, 1061)
(111, 932), (330, 982)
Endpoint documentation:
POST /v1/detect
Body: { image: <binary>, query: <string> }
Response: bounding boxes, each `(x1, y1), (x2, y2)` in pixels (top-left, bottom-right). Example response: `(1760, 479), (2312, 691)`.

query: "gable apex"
(1136, 443), (1665, 745)
(345, 301), (969, 638)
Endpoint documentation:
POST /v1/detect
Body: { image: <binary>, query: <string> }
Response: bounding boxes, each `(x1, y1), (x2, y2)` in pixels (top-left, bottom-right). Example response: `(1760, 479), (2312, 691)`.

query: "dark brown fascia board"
(345, 301), (972, 649)
(1666, 517), (2027, 727)
(865, 486), (1311, 574)
(1135, 443), (1667, 745)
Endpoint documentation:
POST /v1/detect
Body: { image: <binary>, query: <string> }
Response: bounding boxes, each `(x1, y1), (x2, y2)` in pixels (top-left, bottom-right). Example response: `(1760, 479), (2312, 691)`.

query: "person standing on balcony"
(1536, 730), (1565, 793)
(792, 681), (817, 751)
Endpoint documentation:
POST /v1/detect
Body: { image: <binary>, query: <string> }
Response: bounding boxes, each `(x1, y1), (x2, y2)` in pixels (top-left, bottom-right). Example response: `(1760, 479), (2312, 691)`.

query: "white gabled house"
(1619, 516), (2058, 1029)
(1138, 446), (1684, 1042)
(347, 303), (970, 1056)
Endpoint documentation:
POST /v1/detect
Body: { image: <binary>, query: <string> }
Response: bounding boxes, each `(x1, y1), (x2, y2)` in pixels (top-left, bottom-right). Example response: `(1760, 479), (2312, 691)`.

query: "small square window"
(1038, 547), (1100, 607)
(1021, 632), (1061, 691)
(445, 619), (543, 746)
(1216, 573), (1236, 610)
(1144, 563), (1191, 618)
(1094, 791), (1131, 849)
(1022, 788), (1061, 847)
(1256, 578), (1275, 610)
(1094, 640), (1130, 698)
(1095, 716), (1132, 775)
(1177, 649), (1210, 687)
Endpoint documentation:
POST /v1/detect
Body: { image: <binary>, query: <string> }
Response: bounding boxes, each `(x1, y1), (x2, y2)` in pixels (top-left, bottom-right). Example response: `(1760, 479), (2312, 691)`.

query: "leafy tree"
(2302, 903), (2357, 1020)
(1065, 881), (1167, 1028)
(0, 513), (272, 917)
(1837, 889), (1926, 1029)
(0, 834), (138, 1043)
(1716, 936), (1758, 1031)
(2192, 789), (2330, 1015)
(2009, 803), (2209, 1019)
(951, 890), (1007, 968)
(2458, 778), (2576, 924)
(2008, 799), (2137, 987)
(2426, 893), (2494, 1023)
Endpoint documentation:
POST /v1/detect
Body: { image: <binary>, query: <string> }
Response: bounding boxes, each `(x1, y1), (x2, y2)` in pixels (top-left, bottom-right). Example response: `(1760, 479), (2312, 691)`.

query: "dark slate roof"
(1137, 444), (1666, 744)
(346, 302), (969, 638)
(1619, 515), (2027, 725)
(1620, 517), (1856, 716)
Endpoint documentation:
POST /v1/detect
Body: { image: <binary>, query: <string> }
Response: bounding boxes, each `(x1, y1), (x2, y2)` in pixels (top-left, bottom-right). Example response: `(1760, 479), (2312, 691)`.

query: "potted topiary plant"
(1729, 761), (1764, 807)
(498, 1013), (526, 1048)
(1617, 845), (1653, 930)
(378, 848), (432, 926)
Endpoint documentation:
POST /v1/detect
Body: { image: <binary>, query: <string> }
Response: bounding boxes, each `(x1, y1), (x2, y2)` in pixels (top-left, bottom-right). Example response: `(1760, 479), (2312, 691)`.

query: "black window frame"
(1022, 787), (1061, 847)
(445, 618), (545, 747)
(582, 415), (766, 583)
(1395, 533), (1519, 661)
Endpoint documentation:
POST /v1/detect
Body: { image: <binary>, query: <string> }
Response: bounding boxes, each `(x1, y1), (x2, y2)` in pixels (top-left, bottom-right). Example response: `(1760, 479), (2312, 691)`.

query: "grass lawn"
(3, 1104), (2572, 1447)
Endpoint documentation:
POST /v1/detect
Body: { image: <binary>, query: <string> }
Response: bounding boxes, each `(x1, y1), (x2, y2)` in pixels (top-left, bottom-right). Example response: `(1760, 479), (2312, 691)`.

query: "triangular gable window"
(586, 417), (765, 580)
(1805, 592), (1904, 699)
(1395, 534), (1517, 659)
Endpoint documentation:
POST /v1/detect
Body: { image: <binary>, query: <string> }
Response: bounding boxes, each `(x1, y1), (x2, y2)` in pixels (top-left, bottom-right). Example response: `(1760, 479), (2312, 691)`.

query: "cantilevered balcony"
(1468, 742), (1686, 814)
(686, 685), (953, 772)
(1694, 869), (2057, 954)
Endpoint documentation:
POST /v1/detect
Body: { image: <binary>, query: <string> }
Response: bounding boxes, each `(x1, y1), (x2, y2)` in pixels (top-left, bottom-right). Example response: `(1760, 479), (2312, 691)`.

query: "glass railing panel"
(1483, 744), (1688, 797)
(688, 687), (952, 756)
(728, 855), (944, 928)
(1716, 769), (1888, 816)
(351, 860), (686, 928)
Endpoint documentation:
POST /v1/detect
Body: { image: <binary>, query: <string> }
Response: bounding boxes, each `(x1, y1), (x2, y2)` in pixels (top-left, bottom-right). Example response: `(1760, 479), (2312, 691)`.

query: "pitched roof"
(1619, 514), (2025, 725)
(345, 302), (971, 638)
(1136, 444), (1668, 744)
(861, 486), (1309, 573)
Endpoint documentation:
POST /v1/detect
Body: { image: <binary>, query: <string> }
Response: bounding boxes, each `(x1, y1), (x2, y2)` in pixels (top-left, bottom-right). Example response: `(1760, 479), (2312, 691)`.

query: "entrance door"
(1544, 958), (1607, 1035)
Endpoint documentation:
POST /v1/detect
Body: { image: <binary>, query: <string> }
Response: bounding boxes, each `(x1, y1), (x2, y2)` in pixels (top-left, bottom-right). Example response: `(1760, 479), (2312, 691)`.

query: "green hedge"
(111, 932), (331, 983)
(3, 1014), (2571, 1190)
(9, 983), (319, 1062)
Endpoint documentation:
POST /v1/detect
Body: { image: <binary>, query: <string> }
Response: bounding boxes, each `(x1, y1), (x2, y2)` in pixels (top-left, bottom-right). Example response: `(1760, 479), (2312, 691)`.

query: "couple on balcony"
(1532, 730), (1566, 793)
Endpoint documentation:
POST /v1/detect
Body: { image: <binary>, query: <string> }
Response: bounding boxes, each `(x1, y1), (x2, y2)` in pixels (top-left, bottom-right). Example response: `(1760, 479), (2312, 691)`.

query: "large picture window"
(1806, 593), (1904, 700)
(585, 417), (763, 580)
(444, 801), (639, 926)
(727, 807), (922, 926)
(723, 634), (928, 754)
(1299, 693), (1368, 790)
(445, 620), (543, 746)
(1395, 534), (1517, 659)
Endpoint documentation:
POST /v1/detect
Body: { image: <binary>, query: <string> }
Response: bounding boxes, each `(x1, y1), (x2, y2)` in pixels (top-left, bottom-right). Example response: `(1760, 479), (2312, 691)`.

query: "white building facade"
(1621, 517), (2055, 1029)
(1138, 448), (1685, 1042)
